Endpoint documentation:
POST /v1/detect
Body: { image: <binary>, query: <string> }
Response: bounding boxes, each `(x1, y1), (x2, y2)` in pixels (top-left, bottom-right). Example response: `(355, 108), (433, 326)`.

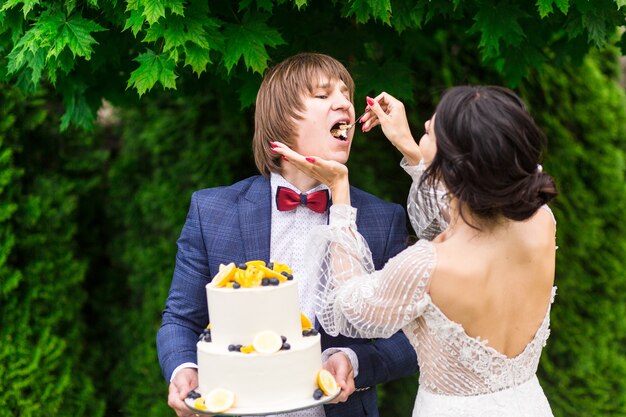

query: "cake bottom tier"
(197, 336), (323, 409)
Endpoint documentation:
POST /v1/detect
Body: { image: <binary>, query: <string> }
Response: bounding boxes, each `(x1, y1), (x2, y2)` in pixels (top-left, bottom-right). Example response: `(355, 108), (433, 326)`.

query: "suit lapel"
(239, 176), (272, 263)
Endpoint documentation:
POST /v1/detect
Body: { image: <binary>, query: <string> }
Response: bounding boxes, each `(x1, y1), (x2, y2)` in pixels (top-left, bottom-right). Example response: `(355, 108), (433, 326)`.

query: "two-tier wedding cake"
(186, 261), (338, 415)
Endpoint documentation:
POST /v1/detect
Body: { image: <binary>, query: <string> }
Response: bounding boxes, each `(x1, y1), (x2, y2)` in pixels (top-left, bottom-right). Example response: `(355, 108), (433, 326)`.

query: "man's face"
(291, 76), (355, 164)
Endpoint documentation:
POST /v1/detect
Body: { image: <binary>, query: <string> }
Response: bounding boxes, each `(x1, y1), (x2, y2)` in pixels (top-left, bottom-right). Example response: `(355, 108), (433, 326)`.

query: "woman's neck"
(438, 199), (503, 242)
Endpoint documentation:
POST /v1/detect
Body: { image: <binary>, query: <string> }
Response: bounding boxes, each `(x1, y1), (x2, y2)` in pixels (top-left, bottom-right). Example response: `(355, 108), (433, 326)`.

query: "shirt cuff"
(170, 362), (198, 383)
(321, 347), (359, 378)
(329, 204), (357, 228)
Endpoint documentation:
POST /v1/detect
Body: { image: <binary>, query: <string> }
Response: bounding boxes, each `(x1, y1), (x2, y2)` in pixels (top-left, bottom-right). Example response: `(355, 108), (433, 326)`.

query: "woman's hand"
(269, 142), (351, 205)
(361, 92), (423, 165)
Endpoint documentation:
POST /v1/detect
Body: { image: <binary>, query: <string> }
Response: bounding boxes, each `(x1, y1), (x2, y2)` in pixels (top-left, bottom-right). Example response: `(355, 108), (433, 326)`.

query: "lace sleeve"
(310, 204), (436, 339)
(401, 158), (450, 240)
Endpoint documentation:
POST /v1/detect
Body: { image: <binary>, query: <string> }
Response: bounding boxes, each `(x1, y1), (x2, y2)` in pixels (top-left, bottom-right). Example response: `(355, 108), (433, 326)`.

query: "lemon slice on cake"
(204, 388), (235, 413)
(252, 330), (283, 353)
(317, 369), (339, 396)
(300, 313), (313, 331)
(211, 263), (236, 287)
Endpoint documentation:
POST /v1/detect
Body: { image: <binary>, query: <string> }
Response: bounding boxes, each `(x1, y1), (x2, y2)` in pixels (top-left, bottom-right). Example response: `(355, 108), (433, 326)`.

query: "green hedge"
(524, 48), (626, 416)
(0, 87), (105, 416)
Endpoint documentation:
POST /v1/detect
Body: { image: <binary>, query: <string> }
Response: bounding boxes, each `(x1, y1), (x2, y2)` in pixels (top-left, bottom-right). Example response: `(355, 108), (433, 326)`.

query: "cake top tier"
(210, 260), (294, 289)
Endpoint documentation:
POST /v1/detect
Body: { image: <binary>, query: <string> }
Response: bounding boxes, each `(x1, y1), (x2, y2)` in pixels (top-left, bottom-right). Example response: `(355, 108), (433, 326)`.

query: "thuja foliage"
(0, 0), (624, 130)
(0, 86), (106, 416)
(524, 49), (626, 417)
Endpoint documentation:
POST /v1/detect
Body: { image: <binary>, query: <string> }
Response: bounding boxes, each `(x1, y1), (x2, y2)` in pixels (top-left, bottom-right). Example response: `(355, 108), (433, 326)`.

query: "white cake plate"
(185, 389), (340, 416)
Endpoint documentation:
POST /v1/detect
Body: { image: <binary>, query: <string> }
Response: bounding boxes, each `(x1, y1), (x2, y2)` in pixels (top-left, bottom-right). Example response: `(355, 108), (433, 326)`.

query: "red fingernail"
(271, 148), (278, 152)
(305, 157), (316, 163)
(269, 141), (277, 148)
(366, 97), (375, 106)
(282, 156), (289, 161)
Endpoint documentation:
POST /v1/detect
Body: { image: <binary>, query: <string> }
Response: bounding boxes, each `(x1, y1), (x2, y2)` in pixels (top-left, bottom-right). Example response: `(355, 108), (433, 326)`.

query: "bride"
(270, 85), (558, 416)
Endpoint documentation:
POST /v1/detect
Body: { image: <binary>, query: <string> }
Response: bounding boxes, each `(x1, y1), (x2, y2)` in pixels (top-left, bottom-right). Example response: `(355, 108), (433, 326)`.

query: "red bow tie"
(276, 186), (330, 213)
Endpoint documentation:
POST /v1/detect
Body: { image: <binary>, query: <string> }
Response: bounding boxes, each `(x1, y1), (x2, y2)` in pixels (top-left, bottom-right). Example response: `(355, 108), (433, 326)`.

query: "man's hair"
(253, 53), (355, 177)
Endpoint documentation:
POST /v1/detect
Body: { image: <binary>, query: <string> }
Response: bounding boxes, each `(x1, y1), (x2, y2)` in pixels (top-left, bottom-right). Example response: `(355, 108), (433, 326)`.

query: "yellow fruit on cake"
(300, 313), (313, 330)
(204, 388), (236, 413)
(211, 263), (236, 287)
(252, 330), (283, 354)
(240, 344), (255, 353)
(193, 397), (207, 410)
(317, 369), (339, 396)
(272, 262), (293, 275)
(257, 265), (287, 281)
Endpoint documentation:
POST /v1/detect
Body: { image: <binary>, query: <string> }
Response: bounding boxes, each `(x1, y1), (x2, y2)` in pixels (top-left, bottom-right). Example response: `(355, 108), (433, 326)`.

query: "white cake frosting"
(196, 280), (323, 410)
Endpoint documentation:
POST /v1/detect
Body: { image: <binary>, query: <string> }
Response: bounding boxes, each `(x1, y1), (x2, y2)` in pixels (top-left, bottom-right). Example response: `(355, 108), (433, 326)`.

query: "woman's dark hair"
(422, 86), (557, 227)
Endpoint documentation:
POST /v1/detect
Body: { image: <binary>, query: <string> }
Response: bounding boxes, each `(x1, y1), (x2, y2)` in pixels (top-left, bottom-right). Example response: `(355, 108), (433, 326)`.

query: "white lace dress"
(309, 159), (555, 417)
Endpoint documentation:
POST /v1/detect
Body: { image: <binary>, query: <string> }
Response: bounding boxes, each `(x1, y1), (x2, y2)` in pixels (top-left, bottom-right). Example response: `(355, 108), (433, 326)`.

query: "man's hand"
(168, 368), (201, 417)
(323, 352), (355, 403)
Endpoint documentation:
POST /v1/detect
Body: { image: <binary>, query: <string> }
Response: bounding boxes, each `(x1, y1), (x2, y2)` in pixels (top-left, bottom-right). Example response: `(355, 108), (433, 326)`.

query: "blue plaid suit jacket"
(157, 175), (418, 417)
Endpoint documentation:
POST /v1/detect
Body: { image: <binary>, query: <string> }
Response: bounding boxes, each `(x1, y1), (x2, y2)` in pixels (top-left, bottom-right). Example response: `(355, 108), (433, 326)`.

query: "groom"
(157, 52), (418, 417)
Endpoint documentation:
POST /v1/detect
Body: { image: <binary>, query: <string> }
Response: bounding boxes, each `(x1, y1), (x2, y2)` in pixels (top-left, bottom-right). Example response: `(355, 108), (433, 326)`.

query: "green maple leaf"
(0, 0), (40, 17)
(142, 20), (165, 42)
(469, 2), (528, 59)
(126, 0), (141, 12)
(46, 14), (106, 60)
(391, 1), (426, 32)
(294, 0), (308, 10)
(184, 42), (210, 75)
(162, 16), (186, 51)
(127, 49), (177, 96)
(344, 0), (392, 24)
(554, 0), (569, 14)
(345, 0), (375, 24)
(28, 48), (45, 85)
(537, 0), (554, 17)
(165, 0), (185, 15)
(365, 0), (392, 25)
(222, 12), (284, 74)
(123, 9), (146, 37)
(1, 8), (26, 44)
(141, 0), (165, 25)
(185, 15), (223, 51)
(537, 0), (569, 17)
(582, 9), (614, 47)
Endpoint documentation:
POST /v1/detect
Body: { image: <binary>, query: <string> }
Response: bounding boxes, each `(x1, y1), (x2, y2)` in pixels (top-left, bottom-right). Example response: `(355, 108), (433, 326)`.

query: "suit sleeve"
(156, 192), (211, 382)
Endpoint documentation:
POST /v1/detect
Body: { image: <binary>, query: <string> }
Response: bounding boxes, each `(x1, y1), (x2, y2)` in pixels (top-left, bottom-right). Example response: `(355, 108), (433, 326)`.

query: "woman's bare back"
(428, 207), (556, 358)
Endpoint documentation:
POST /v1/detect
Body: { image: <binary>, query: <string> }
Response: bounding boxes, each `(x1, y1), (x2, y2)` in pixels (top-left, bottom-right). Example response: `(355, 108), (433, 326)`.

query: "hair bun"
(500, 172), (557, 221)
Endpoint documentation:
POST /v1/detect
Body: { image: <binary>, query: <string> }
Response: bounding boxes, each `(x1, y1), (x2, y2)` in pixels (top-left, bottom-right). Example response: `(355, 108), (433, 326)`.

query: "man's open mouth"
(330, 121), (349, 140)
